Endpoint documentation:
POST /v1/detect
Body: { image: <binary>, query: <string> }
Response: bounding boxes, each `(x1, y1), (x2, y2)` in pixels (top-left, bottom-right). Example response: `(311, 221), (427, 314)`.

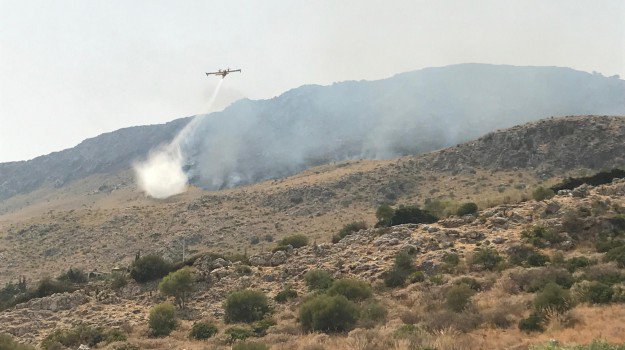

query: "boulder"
(249, 252), (273, 266)
(270, 251), (288, 266)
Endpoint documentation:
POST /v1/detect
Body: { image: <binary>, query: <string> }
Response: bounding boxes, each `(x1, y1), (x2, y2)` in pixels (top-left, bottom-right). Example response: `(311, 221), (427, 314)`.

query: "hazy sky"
(1, 0), (624, 162)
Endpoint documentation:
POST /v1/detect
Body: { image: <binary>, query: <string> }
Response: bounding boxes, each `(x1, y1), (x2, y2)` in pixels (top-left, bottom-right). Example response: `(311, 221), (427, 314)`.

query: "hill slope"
(1, 64), (624, 201)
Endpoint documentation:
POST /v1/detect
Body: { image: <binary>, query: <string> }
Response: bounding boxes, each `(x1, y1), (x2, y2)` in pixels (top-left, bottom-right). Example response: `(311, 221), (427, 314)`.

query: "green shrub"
(359, 302), (388, 329)
(224, 326), (252, 343)
(375, 204), (395, 227)
(158, 267), (194, 308)
(532, 186), (555, 201)
(508, 245), (538, 266)
(189, 321), (218, 340)
(114, 343), (140, 350)
(510, 267), (573, 292)
(442, 252), (460, 267)
(384, 266), (409, 287)
(580, 264), (624, 285)
(251, 318), (276, 336)
(130, 254), (172, 283)
(533, 283), (572, 312)
(457, 202), (478, 216)
(522, 226), (565, 248)
(566, 256), (591, 272)
(32, 277), (73, 299)
(327, 278), (372, 301)
(274, 286), (298, 303)
(0, 280), (27, 310)
(518, 312), (544, 333)
(527, 252), (551, 267)
(41, 325), (125, 350)
(408, 271), (426, 283)
(110, 273), (128, 290)
(334, 221), (367, 243)
(224, 289), (271, 323)
(148, 302), (177, 337)
(605, 245), (625, 268)
(470, 247), (503, 271)
(0, 333), (35, 350)
(304, 269), (334, 291)
(445, 284), (475, 312)
(276, 234), (309, 249)
(250, 236), (260, 245)
(588, 282), (614, 304)
(57, 268), (88, 284)
(389, 205), (438, 226)
(453, 277), (481, 291)
(299, 294), (360, 333)
(232, 342), (270, 350)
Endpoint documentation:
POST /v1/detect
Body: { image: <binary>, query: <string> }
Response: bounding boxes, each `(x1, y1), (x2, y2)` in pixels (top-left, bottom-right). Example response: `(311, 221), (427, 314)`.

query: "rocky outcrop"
(14, 291), (89, 312)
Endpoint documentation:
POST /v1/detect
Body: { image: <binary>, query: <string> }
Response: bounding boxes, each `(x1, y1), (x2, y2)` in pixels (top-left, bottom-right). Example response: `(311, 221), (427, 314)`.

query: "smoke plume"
(134, 80), (224, 198)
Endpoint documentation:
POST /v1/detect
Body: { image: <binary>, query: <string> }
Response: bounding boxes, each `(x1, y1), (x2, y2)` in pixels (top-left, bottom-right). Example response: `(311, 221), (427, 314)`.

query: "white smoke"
(134, 79), (224, 198)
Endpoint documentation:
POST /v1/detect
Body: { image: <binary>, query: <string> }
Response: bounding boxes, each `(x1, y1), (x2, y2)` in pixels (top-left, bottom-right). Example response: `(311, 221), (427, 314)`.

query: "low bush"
(605, 245), (625, 268)
(224, 289), (271, 323)
(41, 325), (125, 350)
(333, 221), (367, 243)
(445, 284), (475, 312)
(110, 273), (128, 290)
(580, 264), (624, 285)
(533, 283), (572, 313)
(0, 333), (35, 350)
(375, 204), (395, 227)
(276, 234), (309, 249)
(518, 312), (544, 333)
(565, 256), (591, 272)
(390, 205), (438, 226)
(235, 265), (253, 275)
(424, 309), (483, 333)
(457, 202), (478, 216)
(130, 254), (172, 283)
(470, 247), (503, 271)
(251, 318), (276, 336)
(304, 269), (334, 291)
(224, 326), (252, 343)
(299, 294), (360, 333)
(408, 271), (425, 283)
(232, 342), (270, 350)
(158, 267), (194, 308)
(359, 302), (387, 329)
(453, 277), (481, 291)
(274, 286), (298, 303)
(522, 226), (565, 248)
(587, 282), (614, 304)
(527, 252), (551, 267)
(327, 278), (372, 301)
(57, 268), (88, 284)
(148, 302), (177, 337)
(442, 252), (460, 268)
(510, 267), (573, 292)
(189, 321), (218, 340)
(532, 186), (555, 201)
(384, 267), (409, 287)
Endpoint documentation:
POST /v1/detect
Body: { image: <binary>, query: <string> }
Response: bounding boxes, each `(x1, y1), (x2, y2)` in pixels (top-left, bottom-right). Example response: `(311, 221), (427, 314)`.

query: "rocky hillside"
(2, 177), (625, 349)
(2, 64), (624, 201)
(423, 115), (625, 174)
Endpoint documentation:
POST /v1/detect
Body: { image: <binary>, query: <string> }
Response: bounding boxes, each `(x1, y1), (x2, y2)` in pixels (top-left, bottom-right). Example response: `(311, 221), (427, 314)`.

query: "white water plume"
(134, 79), (224, 198)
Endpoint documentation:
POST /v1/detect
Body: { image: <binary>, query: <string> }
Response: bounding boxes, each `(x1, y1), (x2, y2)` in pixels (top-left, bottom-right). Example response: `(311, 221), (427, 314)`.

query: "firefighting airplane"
(205, 68), (241, 79)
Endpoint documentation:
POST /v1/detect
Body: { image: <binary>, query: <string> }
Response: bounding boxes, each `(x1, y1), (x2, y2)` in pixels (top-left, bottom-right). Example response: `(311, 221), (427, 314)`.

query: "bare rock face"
(270, 251), (288, 266)
(249, 252), (273, 266)
(15, 291), (89, 312)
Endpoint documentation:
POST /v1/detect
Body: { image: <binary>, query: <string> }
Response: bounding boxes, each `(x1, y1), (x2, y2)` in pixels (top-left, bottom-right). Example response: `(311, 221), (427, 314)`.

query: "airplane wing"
(206, 72), (219, 75)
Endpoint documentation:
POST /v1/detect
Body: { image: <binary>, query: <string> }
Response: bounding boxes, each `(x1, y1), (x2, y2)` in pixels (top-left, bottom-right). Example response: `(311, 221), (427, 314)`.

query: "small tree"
(148, 302), (177, 337)
(533, 283), (572, 313)
(158, 268), (194, 308)
(276, 234), (309, 249)
(224, 289), (271, 323)
(470, 247), (503, 271)
(130, 255), (172, 283)
(375, 204), (395, 227)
